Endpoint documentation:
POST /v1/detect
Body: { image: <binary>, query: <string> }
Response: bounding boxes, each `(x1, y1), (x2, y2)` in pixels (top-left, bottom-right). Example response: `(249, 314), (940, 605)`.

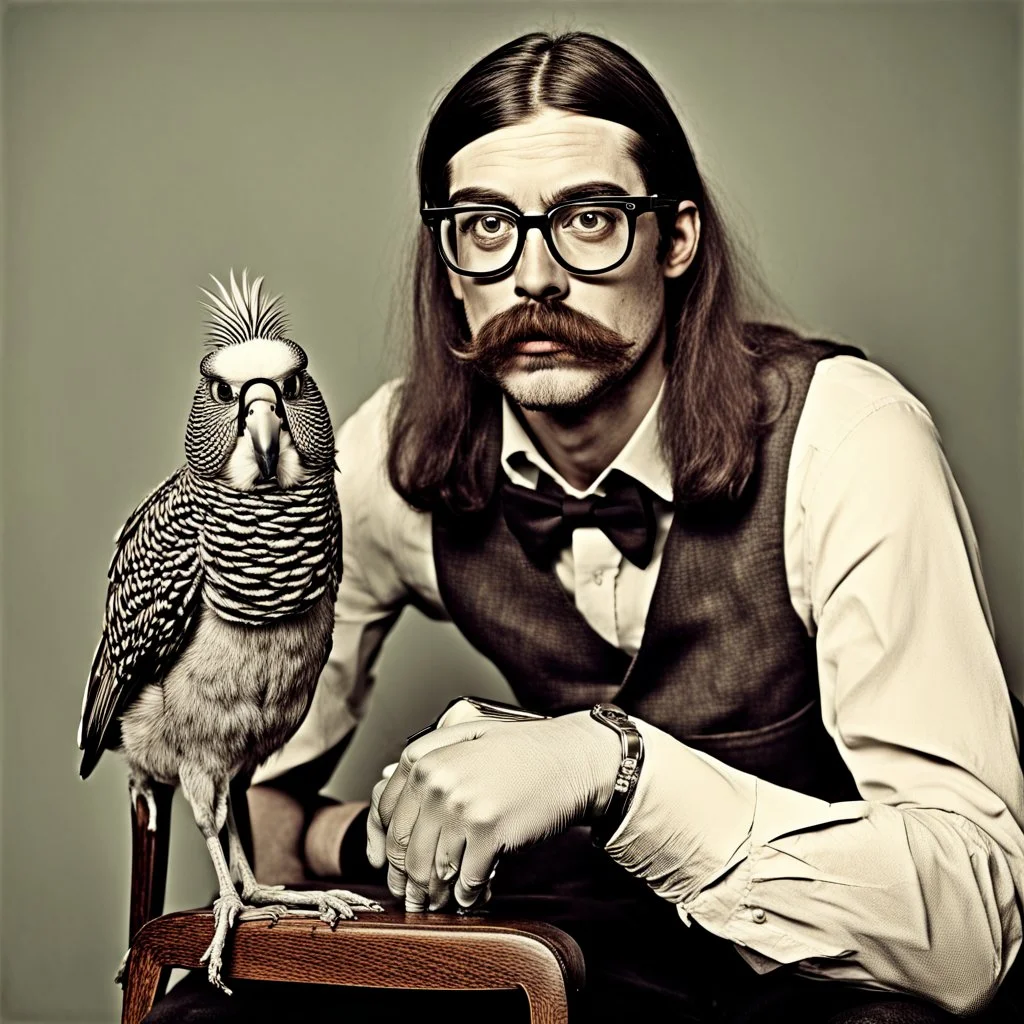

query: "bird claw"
(238, 903), (288, 924)
(199, 893), (244, 994)
(240, 884), (383, 925)
(323, 888), (385, 913)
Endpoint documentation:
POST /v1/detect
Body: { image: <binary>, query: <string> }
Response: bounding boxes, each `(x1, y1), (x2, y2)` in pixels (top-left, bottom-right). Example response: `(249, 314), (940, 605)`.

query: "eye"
(211, 381), (234, 403)
(462, 213), (515, 245)
(282, 374), (302, 400)
(476, 215), (506, 235)
(566, 209), (613, 233)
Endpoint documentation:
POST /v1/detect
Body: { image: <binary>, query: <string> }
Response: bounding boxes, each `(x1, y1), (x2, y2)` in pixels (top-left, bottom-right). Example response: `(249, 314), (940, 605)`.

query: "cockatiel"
(77, 270), (381, 993)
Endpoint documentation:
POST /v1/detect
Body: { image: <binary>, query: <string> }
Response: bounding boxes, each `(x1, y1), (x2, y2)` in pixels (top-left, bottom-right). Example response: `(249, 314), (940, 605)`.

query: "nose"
(513, 227), (569, 302)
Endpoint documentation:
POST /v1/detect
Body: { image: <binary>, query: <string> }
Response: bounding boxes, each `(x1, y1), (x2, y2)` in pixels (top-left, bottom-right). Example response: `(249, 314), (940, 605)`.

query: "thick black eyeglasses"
(420, 195), (681, 279)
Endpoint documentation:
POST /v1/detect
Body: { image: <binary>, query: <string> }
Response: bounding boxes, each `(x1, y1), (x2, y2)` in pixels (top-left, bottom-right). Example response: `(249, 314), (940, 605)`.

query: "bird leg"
(197, 828), (250, 995)
(225, 795), (384, 926)
(179, 772), (280, 994)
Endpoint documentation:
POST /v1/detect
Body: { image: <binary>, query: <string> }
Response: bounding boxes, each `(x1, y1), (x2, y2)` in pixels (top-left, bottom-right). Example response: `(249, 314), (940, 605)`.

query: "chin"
(498, 365), (617, 411)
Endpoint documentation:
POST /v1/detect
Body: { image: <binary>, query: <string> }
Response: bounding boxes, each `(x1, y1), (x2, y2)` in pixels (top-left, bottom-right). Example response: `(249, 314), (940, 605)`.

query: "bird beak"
(245, 398), (281, 481)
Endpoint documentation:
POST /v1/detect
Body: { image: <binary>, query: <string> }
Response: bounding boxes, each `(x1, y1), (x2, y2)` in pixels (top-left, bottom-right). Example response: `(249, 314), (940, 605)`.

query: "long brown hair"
(388, 31), (800, 517)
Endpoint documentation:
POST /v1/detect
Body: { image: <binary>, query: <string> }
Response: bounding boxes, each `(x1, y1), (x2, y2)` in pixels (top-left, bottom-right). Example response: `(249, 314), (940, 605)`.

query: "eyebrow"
(446, 180), (633, 211)
(543, 180), (632, 206)
(447, 187), (521, 210)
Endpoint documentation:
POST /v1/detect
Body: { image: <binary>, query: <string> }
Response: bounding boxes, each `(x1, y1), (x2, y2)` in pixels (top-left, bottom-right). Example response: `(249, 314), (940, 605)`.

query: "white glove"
(366, 710), (620, 912)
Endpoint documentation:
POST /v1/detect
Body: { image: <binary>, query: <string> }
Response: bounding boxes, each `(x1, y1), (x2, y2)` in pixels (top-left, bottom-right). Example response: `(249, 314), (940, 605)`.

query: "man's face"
(445, 109), (694, 411)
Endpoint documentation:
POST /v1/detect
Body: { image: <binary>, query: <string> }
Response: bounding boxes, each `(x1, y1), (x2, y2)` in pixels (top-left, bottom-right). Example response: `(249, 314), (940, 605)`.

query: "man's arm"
(604, 393), (1024, 1014)
(249, 381), (420, 882)
(248, 735), (356, 883)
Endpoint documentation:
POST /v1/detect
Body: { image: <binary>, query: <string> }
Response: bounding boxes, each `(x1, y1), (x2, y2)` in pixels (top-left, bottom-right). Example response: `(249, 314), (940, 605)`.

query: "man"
(148, 31), (1024, 1023)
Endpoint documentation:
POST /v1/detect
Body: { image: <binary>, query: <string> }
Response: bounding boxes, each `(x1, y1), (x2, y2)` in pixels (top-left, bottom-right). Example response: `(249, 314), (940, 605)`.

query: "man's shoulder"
(798, 353), (935, 460)
(333, 377), (417, 527)
(334, 377), (402, 454)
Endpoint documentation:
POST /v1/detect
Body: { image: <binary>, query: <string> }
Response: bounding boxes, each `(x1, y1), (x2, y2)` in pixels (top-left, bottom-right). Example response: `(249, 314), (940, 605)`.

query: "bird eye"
(282, 374), (302, 400)
(211, 381), (234, 403)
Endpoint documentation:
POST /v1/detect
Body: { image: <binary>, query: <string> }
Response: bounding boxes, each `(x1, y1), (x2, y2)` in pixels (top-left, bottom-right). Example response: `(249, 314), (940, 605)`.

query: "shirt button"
(751, 907), (767, 924)
(592, 570), (604, 585)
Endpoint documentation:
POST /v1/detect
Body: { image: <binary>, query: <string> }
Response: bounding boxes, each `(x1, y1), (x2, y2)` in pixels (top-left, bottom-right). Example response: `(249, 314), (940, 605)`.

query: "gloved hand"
(366, 710), (620, 913)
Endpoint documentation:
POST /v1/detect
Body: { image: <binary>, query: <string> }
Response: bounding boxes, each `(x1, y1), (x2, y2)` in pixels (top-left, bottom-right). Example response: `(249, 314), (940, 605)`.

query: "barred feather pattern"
(281, 374), (336, 471)
(78, 463), (342, 776)
(185, 379), (238, 479)
(187, 468), (342, 625)
(79, 468), (204, 775)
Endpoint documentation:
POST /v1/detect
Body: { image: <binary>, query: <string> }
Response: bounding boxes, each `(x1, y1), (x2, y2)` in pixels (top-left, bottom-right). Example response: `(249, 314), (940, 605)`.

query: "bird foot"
(199, 892), (249, 995)
(241, 883), (384, 928)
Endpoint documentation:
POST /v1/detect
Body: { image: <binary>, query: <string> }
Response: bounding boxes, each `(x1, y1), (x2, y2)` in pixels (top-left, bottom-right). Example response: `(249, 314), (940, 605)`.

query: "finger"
(387, 794), (434, 913)
(387, 862), (408, 900)
(454, 839), (499, 910)
(366, 773), (394, 869)
(401, 807), (445, 914)
(366, 761), (397, 864)
(429, 827), (467, 912)
(394, 751), (453, 912)
(456, 878), (493, 915)
(378, 751), (412, 895)
(384, 783), (421, 878)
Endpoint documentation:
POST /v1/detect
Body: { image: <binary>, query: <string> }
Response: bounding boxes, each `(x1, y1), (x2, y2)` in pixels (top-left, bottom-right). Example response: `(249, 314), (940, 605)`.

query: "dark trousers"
(144, 827), (1020, 1023)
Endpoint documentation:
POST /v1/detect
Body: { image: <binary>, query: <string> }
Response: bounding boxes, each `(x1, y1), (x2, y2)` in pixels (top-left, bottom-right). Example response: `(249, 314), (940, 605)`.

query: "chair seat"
(122, 906), (585, 1024)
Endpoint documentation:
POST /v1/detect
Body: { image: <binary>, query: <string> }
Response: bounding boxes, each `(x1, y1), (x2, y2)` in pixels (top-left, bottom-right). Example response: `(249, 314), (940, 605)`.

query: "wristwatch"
(589, 703), (644, 849)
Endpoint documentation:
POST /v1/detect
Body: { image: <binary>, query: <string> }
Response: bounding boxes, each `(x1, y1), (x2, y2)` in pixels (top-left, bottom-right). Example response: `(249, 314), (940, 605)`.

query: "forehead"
(447, 110), (646, 204)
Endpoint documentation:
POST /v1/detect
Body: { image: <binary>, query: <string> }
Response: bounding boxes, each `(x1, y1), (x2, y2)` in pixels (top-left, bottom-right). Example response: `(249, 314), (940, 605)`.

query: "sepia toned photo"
(1, 1), (1022, 1021)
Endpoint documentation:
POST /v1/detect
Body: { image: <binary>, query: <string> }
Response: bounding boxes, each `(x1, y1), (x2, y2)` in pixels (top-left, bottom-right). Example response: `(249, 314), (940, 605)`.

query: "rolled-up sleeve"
(607, 392), (1024, 1015)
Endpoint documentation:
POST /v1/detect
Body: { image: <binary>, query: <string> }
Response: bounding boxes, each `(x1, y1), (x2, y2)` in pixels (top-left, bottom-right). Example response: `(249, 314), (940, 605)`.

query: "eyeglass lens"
(440, 204), (631, 275)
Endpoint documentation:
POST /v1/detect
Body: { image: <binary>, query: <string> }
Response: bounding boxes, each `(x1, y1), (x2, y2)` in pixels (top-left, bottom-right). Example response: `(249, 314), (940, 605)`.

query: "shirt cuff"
(683, 779), (870, 964)
(603, 719), (758, 910)
(304, 800), (370, 878)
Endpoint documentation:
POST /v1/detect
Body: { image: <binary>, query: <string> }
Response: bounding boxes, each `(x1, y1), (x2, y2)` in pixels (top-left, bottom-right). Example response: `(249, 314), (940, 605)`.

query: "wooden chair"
(119, 784), (586, 1024)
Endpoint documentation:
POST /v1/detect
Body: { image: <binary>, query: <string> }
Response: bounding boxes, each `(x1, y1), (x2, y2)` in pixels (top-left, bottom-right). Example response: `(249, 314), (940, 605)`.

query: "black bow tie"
(500, 469), (657, 569)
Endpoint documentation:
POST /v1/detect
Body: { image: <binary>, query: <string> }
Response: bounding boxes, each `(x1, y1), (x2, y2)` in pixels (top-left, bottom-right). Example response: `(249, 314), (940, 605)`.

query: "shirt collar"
(500, 381), (674, 503)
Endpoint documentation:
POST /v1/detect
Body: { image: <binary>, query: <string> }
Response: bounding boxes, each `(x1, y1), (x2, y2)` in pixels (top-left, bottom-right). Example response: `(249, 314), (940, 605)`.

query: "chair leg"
(121, 945), (169, 1024)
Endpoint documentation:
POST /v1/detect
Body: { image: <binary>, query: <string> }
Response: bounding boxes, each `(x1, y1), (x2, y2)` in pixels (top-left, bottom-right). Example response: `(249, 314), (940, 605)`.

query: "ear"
(662, 201), (700, 280)
(447, 267), (464, 303)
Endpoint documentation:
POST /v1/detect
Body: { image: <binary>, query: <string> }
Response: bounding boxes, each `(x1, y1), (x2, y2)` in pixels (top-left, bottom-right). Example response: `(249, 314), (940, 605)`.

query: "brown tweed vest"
(433, 341), (861, 802)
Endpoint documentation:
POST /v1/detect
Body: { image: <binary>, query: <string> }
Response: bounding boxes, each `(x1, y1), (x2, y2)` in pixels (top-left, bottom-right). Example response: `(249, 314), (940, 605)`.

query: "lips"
(514, 339), (566, 354)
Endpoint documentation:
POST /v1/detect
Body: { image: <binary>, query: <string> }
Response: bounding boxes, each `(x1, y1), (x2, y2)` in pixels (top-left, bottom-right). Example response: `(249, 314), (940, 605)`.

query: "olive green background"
(1, 1), (1021, 1020)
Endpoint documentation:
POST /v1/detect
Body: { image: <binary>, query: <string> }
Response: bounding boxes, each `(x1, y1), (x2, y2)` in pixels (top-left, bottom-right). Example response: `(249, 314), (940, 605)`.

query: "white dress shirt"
(253, 356), (1024, 1014)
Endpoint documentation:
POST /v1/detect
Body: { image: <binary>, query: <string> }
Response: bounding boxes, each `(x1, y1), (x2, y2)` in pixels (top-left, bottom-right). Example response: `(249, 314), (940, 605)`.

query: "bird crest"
(200, 269), (290, 348)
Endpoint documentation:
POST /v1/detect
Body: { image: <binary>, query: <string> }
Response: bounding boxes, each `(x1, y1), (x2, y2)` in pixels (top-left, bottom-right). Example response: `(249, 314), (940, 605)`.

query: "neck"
(517, 335), (666, 491)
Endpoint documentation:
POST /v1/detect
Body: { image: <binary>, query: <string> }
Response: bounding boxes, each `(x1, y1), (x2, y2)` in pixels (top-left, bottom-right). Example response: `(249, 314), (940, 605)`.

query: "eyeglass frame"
(419, 194), (683, 280)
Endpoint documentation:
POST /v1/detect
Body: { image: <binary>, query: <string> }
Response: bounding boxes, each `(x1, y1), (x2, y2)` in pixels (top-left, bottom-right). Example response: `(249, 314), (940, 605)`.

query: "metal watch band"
(589, 702), (644, 849)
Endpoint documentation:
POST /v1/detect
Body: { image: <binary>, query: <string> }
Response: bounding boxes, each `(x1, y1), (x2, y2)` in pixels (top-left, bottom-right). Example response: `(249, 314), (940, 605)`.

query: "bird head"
(185, 270), (336, 490)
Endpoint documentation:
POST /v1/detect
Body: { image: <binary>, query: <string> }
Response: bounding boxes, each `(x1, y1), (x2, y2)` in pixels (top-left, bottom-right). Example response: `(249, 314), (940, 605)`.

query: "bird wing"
(78, 467), (204, 778)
